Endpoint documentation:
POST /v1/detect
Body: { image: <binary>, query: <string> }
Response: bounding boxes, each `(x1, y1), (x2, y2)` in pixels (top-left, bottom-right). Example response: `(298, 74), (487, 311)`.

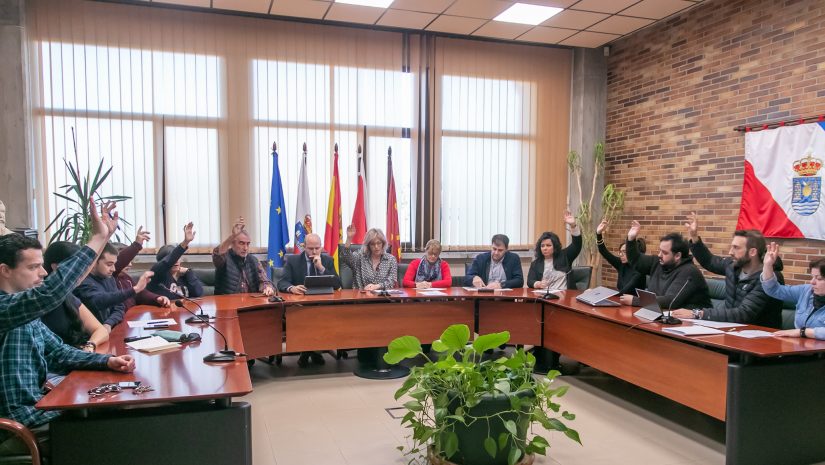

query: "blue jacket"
(463, 251), (524, 288)
(74, 274), (128, 327)
(762, 275), (825, 339)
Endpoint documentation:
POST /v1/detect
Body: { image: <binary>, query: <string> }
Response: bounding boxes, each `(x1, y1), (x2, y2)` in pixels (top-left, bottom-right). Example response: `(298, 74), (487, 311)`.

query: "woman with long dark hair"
(527, 211), (582, 290)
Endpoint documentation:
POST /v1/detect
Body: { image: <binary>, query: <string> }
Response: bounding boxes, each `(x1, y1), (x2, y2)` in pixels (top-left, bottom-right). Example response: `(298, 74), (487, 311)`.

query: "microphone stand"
(160, 284), (212, 324)
(174, 300), (242, 363)
(541, 268), (574, 300)
(661, 279), (691, 325)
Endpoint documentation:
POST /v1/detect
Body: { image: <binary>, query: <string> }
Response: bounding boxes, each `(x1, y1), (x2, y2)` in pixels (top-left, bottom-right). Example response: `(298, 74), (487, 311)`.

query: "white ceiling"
(137, 0), (706, 48)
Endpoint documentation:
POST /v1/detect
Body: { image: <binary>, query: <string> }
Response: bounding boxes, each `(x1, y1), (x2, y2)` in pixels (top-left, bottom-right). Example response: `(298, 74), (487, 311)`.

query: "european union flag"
(267, 143), (289, 275)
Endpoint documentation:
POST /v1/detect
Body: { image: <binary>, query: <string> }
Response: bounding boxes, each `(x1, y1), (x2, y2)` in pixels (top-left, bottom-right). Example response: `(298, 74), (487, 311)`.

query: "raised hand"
(563, 210), (577, 227)
(182, 222), (196, 247)
(627, 220), (641, 241)
(684, 211), (698, 240)
(346, 224), (357, 239)
(596, 219), (609, 235)
(91, 199), (119, 240)
(232, 217), (246, 236)
(133, 271), (154, 293)
(135, 226), (151, 245)
(764, 242), (779, 268)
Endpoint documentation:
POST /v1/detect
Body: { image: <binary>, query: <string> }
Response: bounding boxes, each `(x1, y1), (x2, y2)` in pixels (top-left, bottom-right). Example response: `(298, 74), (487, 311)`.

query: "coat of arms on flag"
(791, 154), (822, 216)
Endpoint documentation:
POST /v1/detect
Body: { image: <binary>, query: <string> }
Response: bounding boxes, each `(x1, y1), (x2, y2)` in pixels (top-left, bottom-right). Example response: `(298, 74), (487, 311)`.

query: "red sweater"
(403, 259), (452, 288)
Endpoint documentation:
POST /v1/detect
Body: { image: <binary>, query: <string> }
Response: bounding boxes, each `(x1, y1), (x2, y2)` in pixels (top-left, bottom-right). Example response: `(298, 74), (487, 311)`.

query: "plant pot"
(436, 389), (535, 465)
(428, 446), (535, 465)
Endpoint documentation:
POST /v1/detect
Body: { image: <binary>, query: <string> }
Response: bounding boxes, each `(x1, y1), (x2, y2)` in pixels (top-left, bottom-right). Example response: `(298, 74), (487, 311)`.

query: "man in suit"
(463, 234), (524, 289)
(278, 233), (341, 366)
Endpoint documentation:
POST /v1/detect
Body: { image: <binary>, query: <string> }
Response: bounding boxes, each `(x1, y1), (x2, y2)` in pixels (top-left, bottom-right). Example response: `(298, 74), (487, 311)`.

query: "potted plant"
(384, 324), (581, 465)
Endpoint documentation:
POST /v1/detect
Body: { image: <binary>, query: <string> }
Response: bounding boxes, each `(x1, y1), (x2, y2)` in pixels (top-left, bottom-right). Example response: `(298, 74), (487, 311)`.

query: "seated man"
(278, 233), (341, 367)
(0, 201), (135, 457)
(620, 221), (711, 310)
(212, 217), (274, 296)
(114, 225), (169, 309)
(75, 243), (153, 330)
(463, 234), (524, 289)
(671, 212), (785, 327)
(149, 222), (204, 299)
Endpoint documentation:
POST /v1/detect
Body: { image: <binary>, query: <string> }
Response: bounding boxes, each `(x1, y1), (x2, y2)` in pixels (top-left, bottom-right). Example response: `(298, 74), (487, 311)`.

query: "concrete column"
(0, 0), (32, 229)
(568, 47), (607, 270)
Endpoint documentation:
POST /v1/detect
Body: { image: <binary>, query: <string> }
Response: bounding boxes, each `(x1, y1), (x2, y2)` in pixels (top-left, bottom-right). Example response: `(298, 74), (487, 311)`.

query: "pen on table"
(145, 320), (167, 325)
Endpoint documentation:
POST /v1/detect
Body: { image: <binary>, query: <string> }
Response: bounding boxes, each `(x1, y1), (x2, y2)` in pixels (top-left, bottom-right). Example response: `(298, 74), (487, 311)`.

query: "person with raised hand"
(150, 222), (204, 299)
(212, 217), (274, 296)
(114, 225), (169, 308)
(0, 198), (135, 456)
(762, 243), (825, 339)
(341, 225), (398, 291)
(596, 218), (647, 294)
(618, 220), (710, 310)
(527, 210), (582, 290)
(670, 212), (784, 327)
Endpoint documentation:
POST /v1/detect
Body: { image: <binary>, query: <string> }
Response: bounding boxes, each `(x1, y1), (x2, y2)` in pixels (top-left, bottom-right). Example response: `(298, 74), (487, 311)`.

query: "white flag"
(294, 150), (313, 253)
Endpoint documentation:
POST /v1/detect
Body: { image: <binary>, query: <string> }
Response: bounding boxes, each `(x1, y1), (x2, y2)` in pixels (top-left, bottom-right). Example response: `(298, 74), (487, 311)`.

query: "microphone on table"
(160, 284), (212, 324)
(174, 300), (242, 363)
(541, 269), (575, 300)
(661, 278), (691, 325)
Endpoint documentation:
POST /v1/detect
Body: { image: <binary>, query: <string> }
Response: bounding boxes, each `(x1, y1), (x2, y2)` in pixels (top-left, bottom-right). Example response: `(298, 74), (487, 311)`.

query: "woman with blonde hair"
(403, 239), (452, 288)
(342, 225), (398, 290)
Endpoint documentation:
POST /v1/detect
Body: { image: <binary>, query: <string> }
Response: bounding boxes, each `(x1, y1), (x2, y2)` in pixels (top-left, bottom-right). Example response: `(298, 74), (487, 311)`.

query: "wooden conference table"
(40, 288), (825, 465)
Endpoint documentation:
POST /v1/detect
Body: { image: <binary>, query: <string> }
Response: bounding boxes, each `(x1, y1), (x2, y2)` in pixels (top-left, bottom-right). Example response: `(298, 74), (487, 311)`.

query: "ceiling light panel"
(494, 3), (562, 26)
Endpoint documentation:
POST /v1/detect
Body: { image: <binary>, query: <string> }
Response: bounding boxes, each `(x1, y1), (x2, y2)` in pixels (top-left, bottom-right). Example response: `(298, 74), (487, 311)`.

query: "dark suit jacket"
(278, 252), (342, 292)
(463, 251), (524, 288)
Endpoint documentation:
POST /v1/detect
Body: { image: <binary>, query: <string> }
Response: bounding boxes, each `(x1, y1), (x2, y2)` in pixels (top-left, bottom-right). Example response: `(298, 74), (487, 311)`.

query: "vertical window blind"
(27, 0), (570, 252)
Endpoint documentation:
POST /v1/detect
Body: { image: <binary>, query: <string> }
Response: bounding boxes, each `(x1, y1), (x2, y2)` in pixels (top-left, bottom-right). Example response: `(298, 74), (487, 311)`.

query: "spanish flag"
(324, 145), (343, 272)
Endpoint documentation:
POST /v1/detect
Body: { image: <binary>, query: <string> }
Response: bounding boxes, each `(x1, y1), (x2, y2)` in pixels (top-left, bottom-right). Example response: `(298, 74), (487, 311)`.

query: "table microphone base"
(185, 314), (214, 324)
(204, 350), (237, 363)
(353, 364), (410, 380)
(659, 315), (682, 325)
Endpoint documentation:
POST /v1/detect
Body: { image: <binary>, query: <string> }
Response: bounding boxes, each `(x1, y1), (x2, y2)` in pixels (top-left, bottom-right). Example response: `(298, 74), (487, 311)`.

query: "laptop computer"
(304, 275), (337, 295)
(576, 286), (621, 307)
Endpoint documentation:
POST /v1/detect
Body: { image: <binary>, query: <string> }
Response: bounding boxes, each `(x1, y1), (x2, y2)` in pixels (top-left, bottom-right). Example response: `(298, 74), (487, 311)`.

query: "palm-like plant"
(45, 128), (131, 244)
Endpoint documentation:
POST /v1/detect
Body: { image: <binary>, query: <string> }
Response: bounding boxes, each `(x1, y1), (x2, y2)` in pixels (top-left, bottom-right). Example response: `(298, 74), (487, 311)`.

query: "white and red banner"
(737, 122), (825, 239)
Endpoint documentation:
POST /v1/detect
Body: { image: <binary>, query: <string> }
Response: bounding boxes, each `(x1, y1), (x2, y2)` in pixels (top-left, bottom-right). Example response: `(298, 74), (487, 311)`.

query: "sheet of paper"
(125, 336), (180, 352)
(462, 287), (478, 291)
(418, 290), (447, 296)
(681, 319), (746, 329)
(661, 326), (725, 336)
(531, 289), (563, 295)
(727, 330), (774, 338)
(127, 318), (177, 328)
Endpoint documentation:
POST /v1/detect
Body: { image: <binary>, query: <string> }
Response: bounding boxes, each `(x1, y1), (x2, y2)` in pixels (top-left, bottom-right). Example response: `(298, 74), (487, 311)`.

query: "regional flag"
(324, 146), (343, 272)
(294, 145), (313, 253)
(386, 149), (402, 260)
(737, 122), (825, 239)
(350, 151), (369, 244)
(267, 143), (289, 273)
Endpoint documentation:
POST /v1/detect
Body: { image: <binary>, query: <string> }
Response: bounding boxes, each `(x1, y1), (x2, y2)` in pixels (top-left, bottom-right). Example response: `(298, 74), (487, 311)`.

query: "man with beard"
(619, 220), (710, 310)
(669, 212), (785, 328)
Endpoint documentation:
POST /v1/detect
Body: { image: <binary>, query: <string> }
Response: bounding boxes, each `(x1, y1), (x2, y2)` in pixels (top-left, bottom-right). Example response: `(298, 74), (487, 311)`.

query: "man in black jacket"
(278, 233), (341, 367)
(670, 212), (784, 328)
(620, 221), (711, 310)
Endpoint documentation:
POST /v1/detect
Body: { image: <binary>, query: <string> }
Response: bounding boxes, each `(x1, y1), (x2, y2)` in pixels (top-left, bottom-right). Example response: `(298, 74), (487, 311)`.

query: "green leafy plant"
(384, 324), (580, 465)
(46, 129), (131, 244)
(568, 141), (626, 278)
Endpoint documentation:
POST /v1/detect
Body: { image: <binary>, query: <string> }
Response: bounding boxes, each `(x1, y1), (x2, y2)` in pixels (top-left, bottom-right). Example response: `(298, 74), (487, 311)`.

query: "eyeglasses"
(88, 383), (122, 398)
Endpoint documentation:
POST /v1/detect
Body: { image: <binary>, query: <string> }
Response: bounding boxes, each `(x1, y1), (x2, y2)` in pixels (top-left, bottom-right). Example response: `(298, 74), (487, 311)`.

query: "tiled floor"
(245, 353), (728, 465)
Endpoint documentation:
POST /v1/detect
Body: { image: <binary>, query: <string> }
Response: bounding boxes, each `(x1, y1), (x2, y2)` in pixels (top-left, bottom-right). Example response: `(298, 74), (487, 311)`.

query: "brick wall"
(602, 0), (825, 286)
